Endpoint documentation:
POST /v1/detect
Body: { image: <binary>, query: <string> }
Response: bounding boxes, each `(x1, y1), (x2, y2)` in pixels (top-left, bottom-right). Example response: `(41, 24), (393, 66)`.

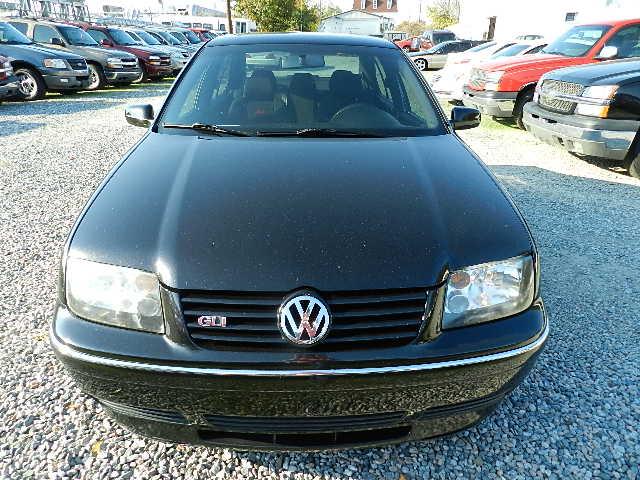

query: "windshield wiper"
(256, 128), (387, 138)
(163, 123), (250, 137)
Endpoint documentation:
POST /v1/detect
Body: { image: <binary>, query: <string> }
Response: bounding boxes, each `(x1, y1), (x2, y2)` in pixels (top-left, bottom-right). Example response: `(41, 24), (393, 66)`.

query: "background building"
(318, 9), (394, 36)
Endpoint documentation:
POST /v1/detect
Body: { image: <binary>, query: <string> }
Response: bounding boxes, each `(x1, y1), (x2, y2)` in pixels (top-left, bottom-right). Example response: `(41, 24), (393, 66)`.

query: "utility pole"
(227, 0), (234, 33)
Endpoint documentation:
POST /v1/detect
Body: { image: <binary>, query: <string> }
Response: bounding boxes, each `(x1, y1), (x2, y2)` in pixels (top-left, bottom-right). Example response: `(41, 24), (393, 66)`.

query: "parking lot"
(0, 81), (638, 479)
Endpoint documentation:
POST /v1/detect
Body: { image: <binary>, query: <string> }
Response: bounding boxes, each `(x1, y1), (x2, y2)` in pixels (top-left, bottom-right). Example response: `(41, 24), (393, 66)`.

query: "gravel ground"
(0, 84), (639, 480)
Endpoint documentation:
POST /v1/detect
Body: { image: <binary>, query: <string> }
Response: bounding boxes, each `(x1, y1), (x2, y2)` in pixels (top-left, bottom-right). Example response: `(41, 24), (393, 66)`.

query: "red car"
(72, 23), (172, 81)
(394, 36), (419, 52)
(462, 18), (640, 128)
(190, 28), (215, 42)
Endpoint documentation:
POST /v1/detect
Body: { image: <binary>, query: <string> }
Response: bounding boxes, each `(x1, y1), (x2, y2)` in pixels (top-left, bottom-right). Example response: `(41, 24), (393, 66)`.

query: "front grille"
(538, 79), (584, 113)
(198, 425), (411, 448)
(120, 58), (138, 71)
(204, 411), (407, 433)
(160, 56), (171, 66)
(181, 288), (428, 350)
(67, 58), (87, 71)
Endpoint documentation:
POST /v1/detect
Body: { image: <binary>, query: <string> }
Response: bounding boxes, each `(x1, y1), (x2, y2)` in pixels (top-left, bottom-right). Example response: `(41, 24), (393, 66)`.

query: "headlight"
(443, 255), (535, 329)
(66, 258), (164, 333)
(575, 85), (617, 118)
(43, 58), (67, 69)
(106, 57), (123, 68)
(484, 70), (504, 91)
(582, 85), (618, 99)
(148, 55), (160, 60)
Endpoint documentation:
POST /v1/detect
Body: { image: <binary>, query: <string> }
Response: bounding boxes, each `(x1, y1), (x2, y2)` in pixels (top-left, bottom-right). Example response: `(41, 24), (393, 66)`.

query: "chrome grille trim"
(181, 288), (429, 350)
(538, 79), (585, 113)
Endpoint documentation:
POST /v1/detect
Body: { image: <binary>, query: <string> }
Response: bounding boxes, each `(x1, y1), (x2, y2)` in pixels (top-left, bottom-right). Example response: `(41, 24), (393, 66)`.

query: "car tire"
(87, 63), (107, 90)
(15, 67), (46, 100)
(514, 88), (535, 130)
(628, 152), (640, 179)
(415, 58), (427, 71)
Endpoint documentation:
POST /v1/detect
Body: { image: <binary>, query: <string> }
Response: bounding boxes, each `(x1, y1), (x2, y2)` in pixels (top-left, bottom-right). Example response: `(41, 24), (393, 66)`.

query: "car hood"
(5, 43), (84, 59)
(477, 53), (570, 72)
(544, 58), (640, 86)
(69, 133), (533, 292)
(81, 46), (137, 59)
(122, 45), (167, 56)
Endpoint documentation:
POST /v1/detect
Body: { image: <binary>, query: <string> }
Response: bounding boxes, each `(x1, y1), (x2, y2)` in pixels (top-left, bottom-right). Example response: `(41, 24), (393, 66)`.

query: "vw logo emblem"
(278, 293), (331, 346)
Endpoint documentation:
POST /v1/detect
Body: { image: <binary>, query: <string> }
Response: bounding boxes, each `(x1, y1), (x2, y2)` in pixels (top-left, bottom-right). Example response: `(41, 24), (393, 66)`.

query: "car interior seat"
(287, 73), (317, 124)
(229, 69), (285, 122)
(318, 70), (363, 121)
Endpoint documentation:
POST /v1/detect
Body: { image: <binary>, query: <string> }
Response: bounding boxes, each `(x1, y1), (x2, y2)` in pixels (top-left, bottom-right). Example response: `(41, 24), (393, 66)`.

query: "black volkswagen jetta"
(51, 33), (548, 450)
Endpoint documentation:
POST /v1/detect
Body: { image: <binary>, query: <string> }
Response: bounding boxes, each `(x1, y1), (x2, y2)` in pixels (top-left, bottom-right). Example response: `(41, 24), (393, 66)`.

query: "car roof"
(208, 32), (396, 49)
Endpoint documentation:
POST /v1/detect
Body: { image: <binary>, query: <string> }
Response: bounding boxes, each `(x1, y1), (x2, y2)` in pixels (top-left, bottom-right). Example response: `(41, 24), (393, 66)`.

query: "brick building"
(352, 0), (398, 14)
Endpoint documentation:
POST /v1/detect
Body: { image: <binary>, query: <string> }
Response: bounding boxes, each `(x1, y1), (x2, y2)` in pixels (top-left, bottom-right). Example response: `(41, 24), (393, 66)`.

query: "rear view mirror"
(100, 39), (113, 47)
(303, 54), (325, 68)
(125, 104), (154, 128)
(450, 106), (481, 130)
(51, 37), (65, 46)
(597, 45), (618, 60)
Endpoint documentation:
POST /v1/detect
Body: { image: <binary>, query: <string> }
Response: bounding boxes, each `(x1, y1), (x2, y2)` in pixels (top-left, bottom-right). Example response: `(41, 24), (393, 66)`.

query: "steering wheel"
(330, 102), (401, 127)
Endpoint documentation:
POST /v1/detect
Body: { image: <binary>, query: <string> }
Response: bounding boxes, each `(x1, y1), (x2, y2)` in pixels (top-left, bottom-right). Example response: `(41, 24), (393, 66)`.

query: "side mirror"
(450, 106), (481, 130)
(597, 45), (618, 60)
(100, 39), (113, 47)
(125, 104), (154, 128)
(51, 37), (65, 46)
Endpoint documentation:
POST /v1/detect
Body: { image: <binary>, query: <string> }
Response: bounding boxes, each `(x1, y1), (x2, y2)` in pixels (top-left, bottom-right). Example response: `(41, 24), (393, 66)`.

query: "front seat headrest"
(245, 69), (277, 101)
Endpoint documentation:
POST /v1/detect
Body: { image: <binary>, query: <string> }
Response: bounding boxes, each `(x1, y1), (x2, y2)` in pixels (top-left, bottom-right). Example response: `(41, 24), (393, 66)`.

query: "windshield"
(160, 44), (445, 137)
(433, 32), (456, 44)
(59, 25), (98, 46)
(108, 28), (138, 46)
(425, 42), (449, 54)
(466, 41), (495, 53)
(182, 29), (201, 44)
(135, 30), (161, 45)
(542, 25), (610, 57)
(155, 30), (181, 45)
(170, 31), (189, 44)
(491, 43), (531, 58)
(0, 22), (32, 44)
(124, 30), (145, 45)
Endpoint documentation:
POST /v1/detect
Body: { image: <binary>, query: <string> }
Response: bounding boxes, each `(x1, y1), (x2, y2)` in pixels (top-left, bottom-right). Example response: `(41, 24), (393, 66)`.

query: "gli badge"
(278, 293), (331, 346)
(197, 315), (227, 327)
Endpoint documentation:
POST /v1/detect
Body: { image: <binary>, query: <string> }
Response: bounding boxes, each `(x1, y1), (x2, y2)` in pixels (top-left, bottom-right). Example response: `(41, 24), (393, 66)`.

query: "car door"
(33, 25), (65, 50)
(432, 43), (455, 69)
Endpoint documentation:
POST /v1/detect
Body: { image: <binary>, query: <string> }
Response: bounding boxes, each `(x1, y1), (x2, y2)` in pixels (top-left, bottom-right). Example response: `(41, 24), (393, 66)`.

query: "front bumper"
(105, 69), (141, 83)
(463, 88), (517, 117)
(523, 102), (639, 161)
(51, 300), (548, 450)
(0, 77), (19, 99)
(42, 68), (90, 90)
(144, 63), (172, 78)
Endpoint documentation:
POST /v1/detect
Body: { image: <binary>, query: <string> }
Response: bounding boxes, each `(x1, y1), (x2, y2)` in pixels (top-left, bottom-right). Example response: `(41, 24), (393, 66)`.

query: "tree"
(319, 3), (342, 19)
(396, 20), (428, 36)
(235, 0), (320, 32)
(292, 0), (321, 31)
(426, 0), (460, 30)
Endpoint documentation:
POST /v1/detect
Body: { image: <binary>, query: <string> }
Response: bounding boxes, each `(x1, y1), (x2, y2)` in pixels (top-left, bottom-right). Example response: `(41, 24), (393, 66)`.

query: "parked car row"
(430, 39), (548, 101)
(408, 39), (490, 70)
(427, 18), (640, 178)
(0, 17), (208, 100)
